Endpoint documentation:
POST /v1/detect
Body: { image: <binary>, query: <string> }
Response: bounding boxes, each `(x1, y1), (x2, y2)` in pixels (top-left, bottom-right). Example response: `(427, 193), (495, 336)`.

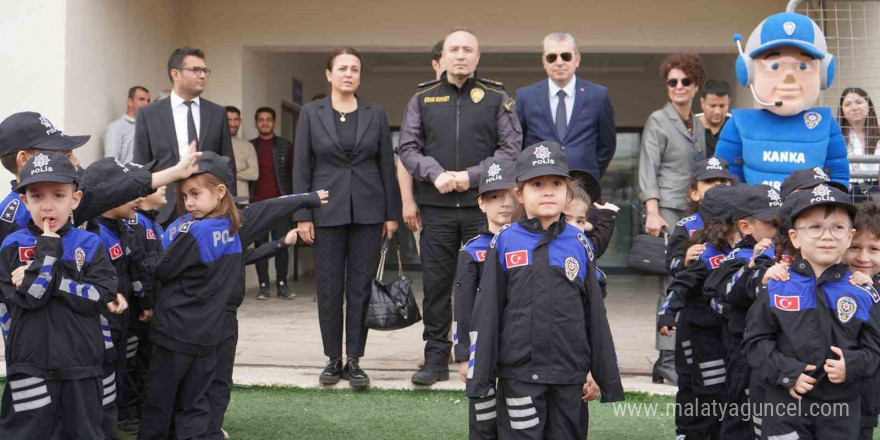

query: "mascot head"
(735, 12), (835, 116)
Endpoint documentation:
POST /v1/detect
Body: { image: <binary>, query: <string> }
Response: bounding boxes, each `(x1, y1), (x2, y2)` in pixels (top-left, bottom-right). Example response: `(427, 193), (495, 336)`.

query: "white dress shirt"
(848, 130), (880, 176)
(548, 77), (576, 126)
(170, 91), (201, 158)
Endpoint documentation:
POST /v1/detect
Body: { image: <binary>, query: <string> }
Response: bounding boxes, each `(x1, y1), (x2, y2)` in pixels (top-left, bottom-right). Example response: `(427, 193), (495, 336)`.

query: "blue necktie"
(555, 89), (567, 141)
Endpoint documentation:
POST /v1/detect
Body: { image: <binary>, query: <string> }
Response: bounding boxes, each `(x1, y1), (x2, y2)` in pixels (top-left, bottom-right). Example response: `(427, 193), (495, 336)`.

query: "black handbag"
(626, 202), (670, 274)
(364, 238), (422, 331)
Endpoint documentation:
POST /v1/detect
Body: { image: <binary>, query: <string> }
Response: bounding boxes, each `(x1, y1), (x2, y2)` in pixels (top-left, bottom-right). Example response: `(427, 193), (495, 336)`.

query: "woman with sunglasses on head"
(637, 52), (707, 438)
(838, 87), (880, 202)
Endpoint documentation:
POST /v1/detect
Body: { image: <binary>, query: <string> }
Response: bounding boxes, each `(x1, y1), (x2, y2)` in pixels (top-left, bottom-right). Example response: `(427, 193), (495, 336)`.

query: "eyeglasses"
(178, 67), (212, 77)
(545, 52), (573, 63)
(666, 78), (693, 88)
(795, 223), (853, 239)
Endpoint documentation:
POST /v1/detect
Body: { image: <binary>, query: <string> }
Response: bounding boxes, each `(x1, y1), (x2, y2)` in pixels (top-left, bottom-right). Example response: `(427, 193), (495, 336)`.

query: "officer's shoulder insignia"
(477, 77), (504, 88)
(564, 256), (579, 281)
(677, 215), (696, 227)
(837, 295), (857, 323)
(1, 199), (19, 224)
(178, 220), (198, 234)
(577, 234), (594, 261)
(503, 97), (516, 113)
(417, 79), (441, 89)
(857, 283), (880, 303)
(489, 223), (512, 249)
(126, 216), (139, 226)
(75, 247), (86, 272)
(804, 111), (821, 130)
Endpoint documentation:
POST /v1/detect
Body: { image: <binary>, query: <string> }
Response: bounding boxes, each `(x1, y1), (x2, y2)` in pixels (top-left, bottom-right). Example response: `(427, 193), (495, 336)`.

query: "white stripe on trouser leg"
(767, 432), (799, 440)
(475, 399), (496, 411)
(701, 367), (726, 378)
(681, 340), (691, 347)
(684, 349), (692, 356)
(9, 377), (44, 389)
(510, 418), (540, 430)
(103, 372), (116, 386)
(104, 382), (116, 396)
(13, 396), (51, 413)
(505, 396), (533, 406)
(11, 385), (48, 401)
(476, 411), (497, 421)
(698, 359), (724, 369)
(103, 392), (117, 406)
(703, 376), (726, 385)
(752, 416), (762, 425)
(754, 427), (761, 437)
(508, 407), (537, 418)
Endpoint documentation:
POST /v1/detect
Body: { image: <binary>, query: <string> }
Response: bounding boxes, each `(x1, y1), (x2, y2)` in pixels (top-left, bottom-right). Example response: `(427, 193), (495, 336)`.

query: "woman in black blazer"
(294, 47), (401, 388)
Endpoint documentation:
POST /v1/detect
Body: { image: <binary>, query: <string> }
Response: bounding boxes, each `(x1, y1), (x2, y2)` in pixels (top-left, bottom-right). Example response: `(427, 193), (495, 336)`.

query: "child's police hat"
(784, 183), (857, 223)
(478, 160), (515, 196)
(780, 167), (847, 201)
(80, 158), (154, 192)
(693, 157), (734, 182)
(569, 169), (602, 204)
(192, 152), (234, 189)
(16, 152), (79, 193)
(733, 184), (782, 222)
(516, 142), (569, 182)
(699, 185), (738, 224)
(0, 112), (90, 157)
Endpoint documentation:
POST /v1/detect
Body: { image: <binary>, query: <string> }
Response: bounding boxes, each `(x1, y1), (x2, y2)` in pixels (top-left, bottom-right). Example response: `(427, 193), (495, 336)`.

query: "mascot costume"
(715, 12), (850, 190)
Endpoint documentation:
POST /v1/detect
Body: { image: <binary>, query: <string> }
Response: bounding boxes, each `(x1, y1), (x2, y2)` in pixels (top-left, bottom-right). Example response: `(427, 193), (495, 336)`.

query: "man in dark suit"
(249, 107), (294, 300)
(134, 47), (236, 226)
(515, 32), (616, 178)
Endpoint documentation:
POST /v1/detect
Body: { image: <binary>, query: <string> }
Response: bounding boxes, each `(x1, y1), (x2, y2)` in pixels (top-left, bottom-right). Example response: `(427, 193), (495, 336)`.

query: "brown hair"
(838, 87), (880, 155)
(687, 221), (736, 254)
(176, 173), (241, 234)
(772, 213), (798, 262)
(512, 177), (577, 221)
(854, 202), (880, 237)
(326, 47), (363, 71)
(660, 53), (705, 89)
(1, 153), (19, 175)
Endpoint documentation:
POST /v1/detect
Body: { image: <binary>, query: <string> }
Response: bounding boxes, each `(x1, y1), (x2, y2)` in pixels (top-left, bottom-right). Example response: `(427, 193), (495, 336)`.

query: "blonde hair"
(176, 173), (241, 234)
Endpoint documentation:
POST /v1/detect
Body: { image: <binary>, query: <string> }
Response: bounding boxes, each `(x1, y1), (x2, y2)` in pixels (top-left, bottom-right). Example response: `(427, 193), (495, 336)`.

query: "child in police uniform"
(466, 142), (623, 440)
(743, 185), (880, 440)
(452, 159), (515, 440)
(0, 153), (121, 439)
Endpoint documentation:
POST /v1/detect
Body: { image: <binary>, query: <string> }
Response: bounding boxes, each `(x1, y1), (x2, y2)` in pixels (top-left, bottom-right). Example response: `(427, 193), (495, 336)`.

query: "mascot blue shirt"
(715, 107), (849, 190)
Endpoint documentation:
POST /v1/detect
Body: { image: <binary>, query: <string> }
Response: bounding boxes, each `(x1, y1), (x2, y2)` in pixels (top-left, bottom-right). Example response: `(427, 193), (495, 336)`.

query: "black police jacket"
(398, 73), (522, 208)
(466, 217), (624, 402)
(0, 221), (117, 379)
(658, 242), (730, 330)
(453, 230), (493, 363)
(743, 261), (880, 401)
(666, 213), (704, 276)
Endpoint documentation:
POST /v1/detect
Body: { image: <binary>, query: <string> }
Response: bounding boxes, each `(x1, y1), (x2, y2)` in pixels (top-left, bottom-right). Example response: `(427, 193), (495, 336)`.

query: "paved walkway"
(0, 267), (677, 396)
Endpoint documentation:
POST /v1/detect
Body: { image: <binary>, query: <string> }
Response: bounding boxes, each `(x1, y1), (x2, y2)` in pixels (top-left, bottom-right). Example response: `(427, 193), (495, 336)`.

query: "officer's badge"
(470, 88), (485, 104)
(503, 97), (516, 113)
(783, 21), (796, 36)
(857, 283), (880, 303)
(179, 221), (194, 234)
(812, 184), (832, 198)
(534, 145), (551, 160)
(564, 256), (579, 281)
(768, 189), (782, 206)
(837, 296), (857, 323)
(1, 199), (19, 224)
(75, 247), (85, 272)
(33, 153), (50, 169)
(38, 115), (58, 135)
(127, 216), (138, 226)
(804, 112), (821, 130)
(706, 157), (722, 170)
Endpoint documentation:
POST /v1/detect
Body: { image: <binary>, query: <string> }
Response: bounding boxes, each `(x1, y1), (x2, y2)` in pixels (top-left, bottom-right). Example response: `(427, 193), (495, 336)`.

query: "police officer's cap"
(779, 167), (847, 201)
(699, 185), (738, 224)
(693, 157), (734, 182)
(0, 112), (90, 157)
(16, 152), (79, 193)
(784, 183), (857, 224)
(478, 160), (515, 196)
(516, 142), (569, 182)
(733, 184), (781, 222)
(192, 152), (235, 190)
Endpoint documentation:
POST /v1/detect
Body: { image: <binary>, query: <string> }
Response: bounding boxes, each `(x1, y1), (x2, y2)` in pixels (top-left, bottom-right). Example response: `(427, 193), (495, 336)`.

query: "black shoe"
(256, 284), (270, 300)
(277, 281), (295, 299)
(342, 358), (370, 389)
(411, 364), (449, 386)
(319, 358), (343, 385)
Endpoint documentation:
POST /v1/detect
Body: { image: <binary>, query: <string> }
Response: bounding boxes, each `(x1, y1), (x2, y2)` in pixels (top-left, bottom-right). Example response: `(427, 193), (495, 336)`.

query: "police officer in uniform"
(398, 28), (522, 385)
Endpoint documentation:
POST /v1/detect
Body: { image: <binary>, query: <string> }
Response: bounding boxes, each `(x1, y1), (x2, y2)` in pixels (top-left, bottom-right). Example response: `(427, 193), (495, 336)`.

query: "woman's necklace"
(336, 110), (347, 122)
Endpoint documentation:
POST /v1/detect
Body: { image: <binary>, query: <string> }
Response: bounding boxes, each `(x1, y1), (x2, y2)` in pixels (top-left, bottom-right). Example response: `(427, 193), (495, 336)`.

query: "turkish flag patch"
(774, 295), (800, 312)
(474, 250), (486, 262)
(18, 246), (34, 262)
(146, 229), (156, 240)
(505, 250), (529, 268)
(109, 244), (123, 260)
(708, 254), (725, 269)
